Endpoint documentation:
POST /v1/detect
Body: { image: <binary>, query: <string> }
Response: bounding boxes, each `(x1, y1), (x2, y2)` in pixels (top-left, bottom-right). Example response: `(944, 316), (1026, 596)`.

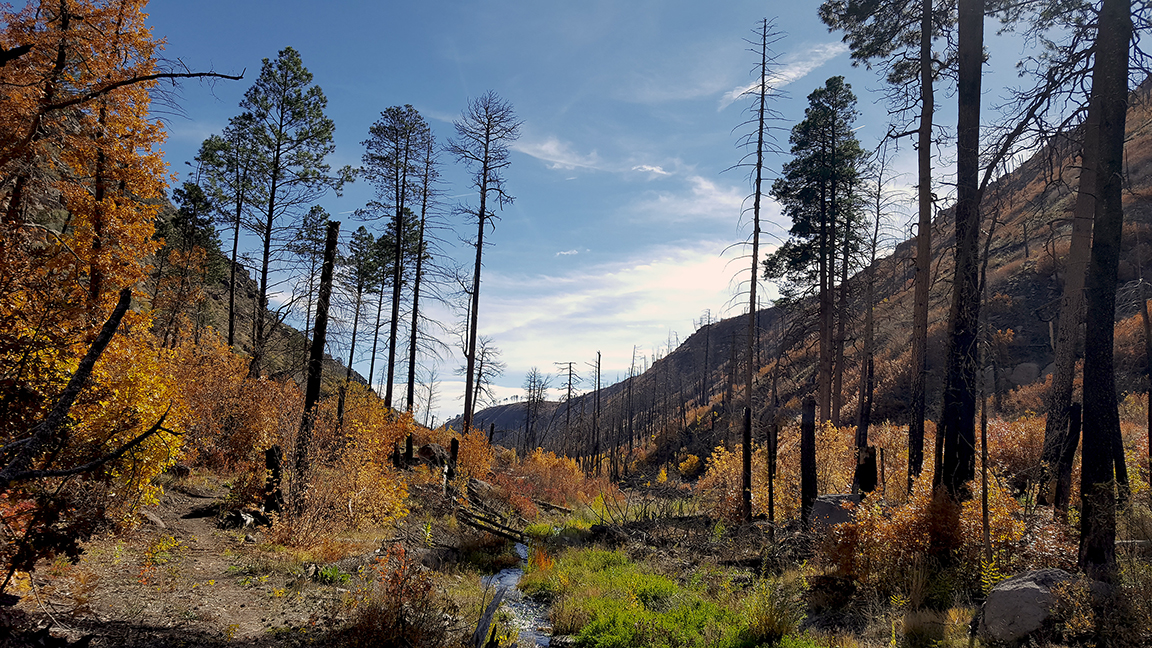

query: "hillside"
(472, 84), (1152, 466)
(147, 204), (367, 395)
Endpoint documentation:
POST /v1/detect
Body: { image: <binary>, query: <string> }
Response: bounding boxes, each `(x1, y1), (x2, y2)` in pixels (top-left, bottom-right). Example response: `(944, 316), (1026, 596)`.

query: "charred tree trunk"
(293, 220), (339, 517)
(1079, 0), (1130, 581)
(1039, 93), (1099, 505)
(937, 0), (983, 500)
(801, 397), (817, 528)
(1055, 402), (1082, 520)
(908, 0), (936, 493)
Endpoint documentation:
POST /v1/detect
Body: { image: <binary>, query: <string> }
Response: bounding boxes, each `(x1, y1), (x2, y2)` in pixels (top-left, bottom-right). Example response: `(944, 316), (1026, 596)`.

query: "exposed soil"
(1, 481), (374, 647)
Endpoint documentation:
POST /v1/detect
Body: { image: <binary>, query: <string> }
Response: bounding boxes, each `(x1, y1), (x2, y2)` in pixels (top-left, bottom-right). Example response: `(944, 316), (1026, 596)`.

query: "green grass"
(524, 522), (557, 541)
(519, 546), (807, 648)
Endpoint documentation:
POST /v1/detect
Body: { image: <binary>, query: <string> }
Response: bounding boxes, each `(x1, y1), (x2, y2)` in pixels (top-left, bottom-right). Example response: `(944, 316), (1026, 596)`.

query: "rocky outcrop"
(979, 568), (1072, 645)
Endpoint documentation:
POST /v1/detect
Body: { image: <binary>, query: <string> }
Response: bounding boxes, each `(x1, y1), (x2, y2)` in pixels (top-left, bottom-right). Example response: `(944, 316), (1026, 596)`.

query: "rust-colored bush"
(170, 330), (301, 474)
(824, 474), (1076, 600)
(341, 544), (458, 648)
(487, 447), (618, 517)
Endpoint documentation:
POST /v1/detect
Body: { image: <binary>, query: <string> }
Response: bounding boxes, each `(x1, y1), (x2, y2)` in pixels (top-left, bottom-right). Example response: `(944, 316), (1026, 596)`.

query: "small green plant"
(744, 572), (808, 644)
(422, 521), (433, 547)
(524, 522), (556, 541)
(711, 520), (726, 543)
(777, 635), (822, 648)
(318, 565), (351, 585)
(520, 547), (755, 647)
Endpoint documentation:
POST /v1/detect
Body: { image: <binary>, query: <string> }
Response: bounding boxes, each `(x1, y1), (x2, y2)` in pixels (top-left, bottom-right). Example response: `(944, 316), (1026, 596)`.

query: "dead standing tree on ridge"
(448, 91), (521, 434)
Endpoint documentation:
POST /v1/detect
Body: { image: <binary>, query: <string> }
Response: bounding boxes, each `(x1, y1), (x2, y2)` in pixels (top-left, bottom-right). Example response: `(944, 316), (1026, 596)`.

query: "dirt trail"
(9, 483), (357, 647)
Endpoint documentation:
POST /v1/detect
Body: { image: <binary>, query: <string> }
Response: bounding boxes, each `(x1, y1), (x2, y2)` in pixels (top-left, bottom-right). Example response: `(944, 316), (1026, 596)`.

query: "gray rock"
(218, 508), (270, 530)
(140, 510), (165, 529)
(1009, 362), (1041, 387)
(418, 443), (449, 467)
(979, 568), (1072, 645)
(811, 494), (860, 530)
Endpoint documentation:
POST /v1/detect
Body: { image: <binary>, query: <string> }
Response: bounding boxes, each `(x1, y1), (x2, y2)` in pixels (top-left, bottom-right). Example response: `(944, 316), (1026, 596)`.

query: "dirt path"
(9, 484), (359, 647)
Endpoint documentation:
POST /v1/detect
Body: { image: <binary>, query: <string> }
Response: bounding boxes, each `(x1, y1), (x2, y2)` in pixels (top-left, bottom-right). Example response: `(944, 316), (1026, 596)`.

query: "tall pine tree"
(763, 76), (866, 425)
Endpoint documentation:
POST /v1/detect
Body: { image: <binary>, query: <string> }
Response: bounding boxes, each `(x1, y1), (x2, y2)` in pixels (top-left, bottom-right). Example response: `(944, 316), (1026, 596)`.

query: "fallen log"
(458, 509), (526, 543)
(532, 498), (573, 514)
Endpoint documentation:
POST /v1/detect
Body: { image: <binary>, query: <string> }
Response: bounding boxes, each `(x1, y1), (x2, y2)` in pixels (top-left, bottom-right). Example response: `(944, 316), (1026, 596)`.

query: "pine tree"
(763, 76), (867, 425)
(241, 47), (350, 378)
(361, 105), (433, 408)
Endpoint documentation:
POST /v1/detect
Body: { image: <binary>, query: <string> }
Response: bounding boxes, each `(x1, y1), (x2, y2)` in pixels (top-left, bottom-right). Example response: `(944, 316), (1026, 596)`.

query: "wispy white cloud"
(165, 120), (224, 144)
(477, 241), (752, 376)
(630, 174), (745, 223)
(513, 136), (603, 171)
(556, 249), (579, 257)
(631, 164), (670, 177)
(720, 42), (849, 108)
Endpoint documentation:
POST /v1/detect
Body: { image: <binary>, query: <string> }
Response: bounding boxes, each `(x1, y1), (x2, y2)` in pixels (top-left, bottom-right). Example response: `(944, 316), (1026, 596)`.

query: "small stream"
(481, 543), (553, 647)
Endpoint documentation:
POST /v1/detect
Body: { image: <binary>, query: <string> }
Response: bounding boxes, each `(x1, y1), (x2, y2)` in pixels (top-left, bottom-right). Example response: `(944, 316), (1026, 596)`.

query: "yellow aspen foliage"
(264, 384), (410, 543)
(67, 311), (188, 516)
(332, 385), (410, 529)
(697, 444), (770, 522)
(428, 425), (494, 483)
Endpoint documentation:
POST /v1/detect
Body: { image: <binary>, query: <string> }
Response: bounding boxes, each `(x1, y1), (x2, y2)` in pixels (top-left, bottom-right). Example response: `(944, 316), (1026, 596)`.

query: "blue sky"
(146, 1), (1034, 425)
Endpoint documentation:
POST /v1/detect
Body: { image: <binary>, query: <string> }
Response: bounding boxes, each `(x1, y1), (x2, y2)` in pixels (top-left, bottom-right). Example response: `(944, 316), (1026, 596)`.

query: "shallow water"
(481, 543), (552, 647)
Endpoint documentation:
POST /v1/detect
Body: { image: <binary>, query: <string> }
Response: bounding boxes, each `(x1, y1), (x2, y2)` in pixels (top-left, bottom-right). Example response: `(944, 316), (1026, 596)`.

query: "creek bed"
(481, 543), (552, 647)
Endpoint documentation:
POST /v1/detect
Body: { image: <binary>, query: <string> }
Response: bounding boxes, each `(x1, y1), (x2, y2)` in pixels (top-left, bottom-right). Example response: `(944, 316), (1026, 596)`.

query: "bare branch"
(6, 406), (179, 482)
(0, 288), (131, 494)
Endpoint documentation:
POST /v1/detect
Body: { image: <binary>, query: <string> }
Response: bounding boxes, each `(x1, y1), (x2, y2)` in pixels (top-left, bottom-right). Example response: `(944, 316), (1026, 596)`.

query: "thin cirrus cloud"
(512, 136), (603, 171)
(631, 164), (671, 176)
(515, 134), (680, 181)
(478, 241), (740, 374)
(719, 41), (849, 109)
(630, 174), (745, 223)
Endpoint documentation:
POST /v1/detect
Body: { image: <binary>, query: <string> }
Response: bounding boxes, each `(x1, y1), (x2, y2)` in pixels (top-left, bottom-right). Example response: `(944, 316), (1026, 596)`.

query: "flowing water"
(481, 543), (552, 647)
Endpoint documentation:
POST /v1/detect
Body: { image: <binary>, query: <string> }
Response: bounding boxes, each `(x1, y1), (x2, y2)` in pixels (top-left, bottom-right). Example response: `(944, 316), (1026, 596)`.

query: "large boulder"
(417, 443), (449, 467)
(1008, 362), (1041, 387)
(979, 568), (1072, 645)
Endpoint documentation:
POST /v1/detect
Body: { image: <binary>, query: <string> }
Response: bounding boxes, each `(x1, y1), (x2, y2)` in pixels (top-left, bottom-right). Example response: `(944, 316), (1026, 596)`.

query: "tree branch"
(6, 406), (178, 482)
(0, 287), (131, 494)
(0, 44), (32, 67)
(41, 70), (244, 116)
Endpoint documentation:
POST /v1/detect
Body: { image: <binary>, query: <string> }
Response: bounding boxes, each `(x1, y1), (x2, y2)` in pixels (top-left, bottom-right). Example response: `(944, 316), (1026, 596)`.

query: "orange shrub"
(986, 415), (1046, 495)
(341, 543), (456, 647)
(696, 419), (925, 521)
(824, 476), (1076, 599)
(170, 330), (301, 473)
(489, 447), (617, 515)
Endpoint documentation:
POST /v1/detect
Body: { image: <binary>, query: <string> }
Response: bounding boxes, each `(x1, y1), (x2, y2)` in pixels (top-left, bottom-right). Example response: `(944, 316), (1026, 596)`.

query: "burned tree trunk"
(801, 397), (817, 528)
(293, 220), (339, 517)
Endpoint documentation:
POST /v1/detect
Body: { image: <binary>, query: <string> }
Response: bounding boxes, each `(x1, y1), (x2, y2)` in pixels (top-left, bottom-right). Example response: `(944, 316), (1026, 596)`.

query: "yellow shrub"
(70, 311), (188, 515)
(678, 454), (703, 479)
